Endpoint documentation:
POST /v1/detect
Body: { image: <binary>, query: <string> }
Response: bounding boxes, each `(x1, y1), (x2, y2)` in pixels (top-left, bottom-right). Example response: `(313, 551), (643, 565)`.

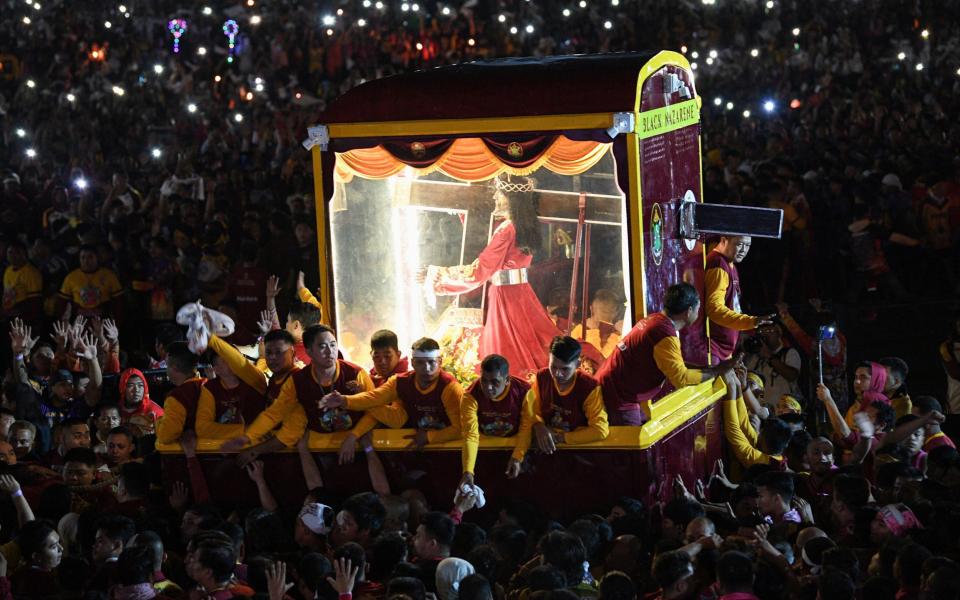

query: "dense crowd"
(2, 0), (960, 599)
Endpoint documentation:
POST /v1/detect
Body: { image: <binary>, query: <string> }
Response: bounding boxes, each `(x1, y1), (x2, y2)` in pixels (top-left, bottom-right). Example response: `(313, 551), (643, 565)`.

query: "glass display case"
(329, 149), (629, 380)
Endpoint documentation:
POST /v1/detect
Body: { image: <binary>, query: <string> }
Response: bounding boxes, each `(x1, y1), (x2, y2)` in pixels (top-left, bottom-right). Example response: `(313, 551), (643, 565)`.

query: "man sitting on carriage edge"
(529, 336), (609, 454)
(322, 337), (463, 461)
(220, 324), (377, 452)
(459, 354), (534, 487)
(596, 283), (737, 425)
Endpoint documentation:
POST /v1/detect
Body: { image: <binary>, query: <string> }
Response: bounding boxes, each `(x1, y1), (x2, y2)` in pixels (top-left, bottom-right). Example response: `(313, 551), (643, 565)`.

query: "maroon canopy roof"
(321, 52), (660, 124)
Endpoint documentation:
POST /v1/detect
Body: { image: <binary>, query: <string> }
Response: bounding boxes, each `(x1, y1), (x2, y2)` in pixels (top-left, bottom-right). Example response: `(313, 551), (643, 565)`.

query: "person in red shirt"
(224, 241), (270, 346)
(117, 368), (165, 436)
(596, 283), (737, 425)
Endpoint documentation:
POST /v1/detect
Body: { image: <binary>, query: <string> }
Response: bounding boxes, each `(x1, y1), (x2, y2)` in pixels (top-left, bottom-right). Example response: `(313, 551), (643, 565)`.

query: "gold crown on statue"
(494, 173), (536, 194)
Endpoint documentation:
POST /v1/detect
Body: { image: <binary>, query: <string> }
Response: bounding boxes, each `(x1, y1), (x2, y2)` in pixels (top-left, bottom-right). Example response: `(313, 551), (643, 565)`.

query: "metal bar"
(565, 193), (587, 335)
(580, 223), (593, 341)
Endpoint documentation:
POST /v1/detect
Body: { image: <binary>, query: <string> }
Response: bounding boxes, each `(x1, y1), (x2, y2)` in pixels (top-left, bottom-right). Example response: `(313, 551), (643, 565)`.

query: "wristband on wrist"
(12, 489), (23, 498)
(363, 446), (374, 454)
(14, 354), (24, 362)
(339, 593), (352, 600)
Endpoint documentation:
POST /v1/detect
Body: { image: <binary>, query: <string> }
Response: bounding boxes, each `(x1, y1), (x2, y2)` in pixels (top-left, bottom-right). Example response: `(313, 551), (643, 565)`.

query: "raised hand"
(815, 382), (833, 404)
(103, 319), (119, 345)
(266, 275), (281, 300)
(169, 481), (190, 512)
(245, 460), (266, 483)
(52, 320), (70, 351)
(266, 561), (288, 600)
(0, 474), (22, 495)
(296, 271), (306, 293)
(77, 332), (98, 361)
(9, 319), (31, 355)
(72, 315), (88, 340)
(326, 558), (359, 596)
(257, 310), (273, 336)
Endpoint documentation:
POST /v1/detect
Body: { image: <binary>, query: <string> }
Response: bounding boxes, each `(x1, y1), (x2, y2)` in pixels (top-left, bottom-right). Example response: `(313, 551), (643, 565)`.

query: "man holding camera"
(743, 322), (802, 411)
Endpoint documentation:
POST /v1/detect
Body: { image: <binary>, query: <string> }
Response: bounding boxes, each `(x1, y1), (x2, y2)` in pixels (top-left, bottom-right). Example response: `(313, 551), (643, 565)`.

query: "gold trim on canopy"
(335, 136), (610, 183)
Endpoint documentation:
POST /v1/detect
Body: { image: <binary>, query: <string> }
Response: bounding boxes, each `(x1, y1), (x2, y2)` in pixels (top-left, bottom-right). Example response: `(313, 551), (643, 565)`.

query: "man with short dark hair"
(911, 395), (956, 452)
(755, 471), (800, 525)
(651, 550), (695, 599)
(879, 356), (912, 419)
(322, 337), (463, 458)
(528, 336), (608, 456)
(88, 514), (137, 593)
(413, 511), (456, 593)
(57, 244), (123, 319)
(43, 417), (90, 470)
(369, 329), (408, 388)
(704, 236), (771, 362)
(222, 324), (374, 452)
(596, 283), (737, 425)
(157, 341), (205, 444)
(332, 492), (387, 549)
(460, 354), (534, 484)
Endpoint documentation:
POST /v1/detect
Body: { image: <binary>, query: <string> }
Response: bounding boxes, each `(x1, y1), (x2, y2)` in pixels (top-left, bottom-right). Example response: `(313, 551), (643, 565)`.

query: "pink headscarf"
(878, 504), (922, 537)
(861, 361), (890, 406)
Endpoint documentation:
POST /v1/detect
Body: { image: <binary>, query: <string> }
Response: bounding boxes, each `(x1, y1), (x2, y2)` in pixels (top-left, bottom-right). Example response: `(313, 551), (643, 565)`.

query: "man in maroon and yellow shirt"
(911, 395), (957, 452)
(322, 337), (463, 462)
(596, 283), (737, 425)
(460, 354), (534, 487)
(156, 342), (205, 444)
(195, 349), (268, 441)
(704, 236), (771, 362)
(530, 336), (609, 455)
(221, 324), (376, 452)
(368, 329), (409, 388)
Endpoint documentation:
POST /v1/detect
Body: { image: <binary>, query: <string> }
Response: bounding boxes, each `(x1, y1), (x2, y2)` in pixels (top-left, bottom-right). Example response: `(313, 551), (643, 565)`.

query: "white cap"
(881, 173), (902, 190)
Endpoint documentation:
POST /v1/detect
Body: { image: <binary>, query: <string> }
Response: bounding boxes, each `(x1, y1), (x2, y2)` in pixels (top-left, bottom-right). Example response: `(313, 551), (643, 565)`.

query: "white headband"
(412, 350), (441, 359)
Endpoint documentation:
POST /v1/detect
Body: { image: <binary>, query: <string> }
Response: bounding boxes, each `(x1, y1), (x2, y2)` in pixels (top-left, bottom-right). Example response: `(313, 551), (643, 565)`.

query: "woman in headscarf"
(843, 361), (890, 429)
(436, 558), (475, 600)
(117, 369), (164, 436)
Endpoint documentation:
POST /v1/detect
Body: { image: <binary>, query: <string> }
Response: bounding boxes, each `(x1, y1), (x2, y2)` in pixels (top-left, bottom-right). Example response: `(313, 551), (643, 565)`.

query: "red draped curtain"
(335, 136), (610, 183)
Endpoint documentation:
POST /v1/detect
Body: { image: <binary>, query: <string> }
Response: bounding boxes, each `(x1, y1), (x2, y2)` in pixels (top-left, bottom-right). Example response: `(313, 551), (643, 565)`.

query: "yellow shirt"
(244, 363), (375, 446)
(345, 374), (464, 443)
(570, 323), (621, 358)
(58, 267), (122, 310)
(704, 267), (758, 331)
(460, 381), (536, 474)
(653, 336), (703, 388)
(723, 396), (778, 467)
(527, 376), (609, 445)
(3, 263), (42, 311)
(156, 377), (204, 445)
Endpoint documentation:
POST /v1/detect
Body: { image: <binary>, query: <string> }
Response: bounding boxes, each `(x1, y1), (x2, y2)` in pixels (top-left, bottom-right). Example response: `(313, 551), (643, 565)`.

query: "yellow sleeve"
(367, 403), (409, 429)
(738, 396), (758, 446)
(355, 369), (375, 392)
(528, 386), (545, 424)
(345, 377), (398, 411)
(844, 404), (857, 429)
(460, 392), (480, 474)
(272, 404), (308, 447)
(58, 271), (77, 300)
(245, 377), (300, 443)
(254, 357), (269, 374)
(156, 396), (187, 444)
(348, 413), (382, 438)
(427, 380), (464, 444)
(511, 390), (537, 462)
(298, 287), (323, 310)
(195, 387), (244, 440)
(705, 268), (758, 331)
(722, 396), (770, 467)
(941, 342), (954, 362)
(208, 335), (267, 395)
(653, 337), (702, 388)
(564, 386), (609, 444)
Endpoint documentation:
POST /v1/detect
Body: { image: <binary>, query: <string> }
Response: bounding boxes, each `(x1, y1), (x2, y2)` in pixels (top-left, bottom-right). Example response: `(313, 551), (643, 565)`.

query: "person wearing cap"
(222, 324), (376, 453)
(776, 395), (803, 416)
(870, 503), (922, 545)
(459, 354), (534, 486)
(322, 337), (463, 459)
(296, 502), (334, 552)
(529, 336), (608, 455)
(596, 283), (738, 425)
